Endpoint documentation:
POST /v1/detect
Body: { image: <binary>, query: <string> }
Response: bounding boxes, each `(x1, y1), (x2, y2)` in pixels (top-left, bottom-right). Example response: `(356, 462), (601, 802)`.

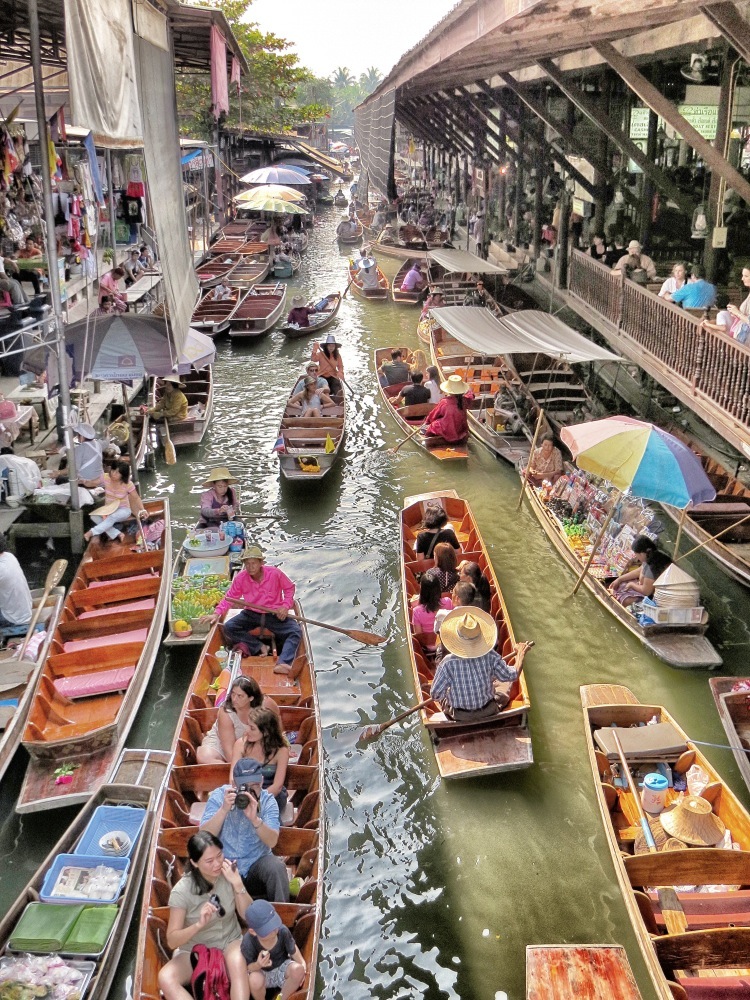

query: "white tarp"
(64, 0), (142, 147)
(429, 307), (622, 363)
(428, 248), (507, 275)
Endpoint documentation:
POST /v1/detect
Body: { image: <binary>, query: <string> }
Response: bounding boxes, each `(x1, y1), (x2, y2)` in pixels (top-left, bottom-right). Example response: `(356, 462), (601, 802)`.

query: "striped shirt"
(431, 650), (517, 710)
(98, 473), (136, 511)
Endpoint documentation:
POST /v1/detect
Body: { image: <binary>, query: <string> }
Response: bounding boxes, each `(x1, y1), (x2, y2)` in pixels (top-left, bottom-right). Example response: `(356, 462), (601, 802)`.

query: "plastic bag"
(686, 764), (709, 797)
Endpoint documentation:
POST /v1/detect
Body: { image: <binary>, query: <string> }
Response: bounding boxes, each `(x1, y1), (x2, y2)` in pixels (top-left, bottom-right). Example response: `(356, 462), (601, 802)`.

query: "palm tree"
(331, 67), (355, 88)
(359, 67), (382, 92)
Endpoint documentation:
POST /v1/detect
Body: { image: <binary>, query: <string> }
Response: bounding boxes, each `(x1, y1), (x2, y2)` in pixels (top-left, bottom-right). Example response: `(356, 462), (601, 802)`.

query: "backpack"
(190, 944), (231, 1000)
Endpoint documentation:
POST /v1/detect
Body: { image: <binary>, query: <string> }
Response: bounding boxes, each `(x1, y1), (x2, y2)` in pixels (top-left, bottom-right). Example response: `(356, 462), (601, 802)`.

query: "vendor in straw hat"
(286, 295), (315, 330)
(310, 333), (344, 395)
(141, 374), (188, 423)
(198, 467), (241, 528)
(430, 608), (532, 721)
(420, 374), (472, 445)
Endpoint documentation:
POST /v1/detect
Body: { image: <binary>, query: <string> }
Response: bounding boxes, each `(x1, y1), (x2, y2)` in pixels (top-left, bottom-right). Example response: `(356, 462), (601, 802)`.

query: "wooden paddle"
(224, 599), (388, 645)
(612, 730), (656, 852)
(388, 423), (424, 455)
(341, 277), (354, 300)
(162, 419), (177, 466)
(359, 698), (435, 742)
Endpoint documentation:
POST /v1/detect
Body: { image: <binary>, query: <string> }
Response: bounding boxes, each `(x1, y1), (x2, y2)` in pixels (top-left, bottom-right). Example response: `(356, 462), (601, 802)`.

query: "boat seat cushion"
(650, 888), (750, 932)
(79, 598), (155, 619)
(63, 628), (148, 653)
(54, 665), (136, 700)
(188, 801), (206, 825)
(677, 977), (750, 998)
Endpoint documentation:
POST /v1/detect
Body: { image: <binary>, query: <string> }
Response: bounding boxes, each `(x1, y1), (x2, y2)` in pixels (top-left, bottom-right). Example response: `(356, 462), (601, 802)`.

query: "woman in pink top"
(84, 461), (148, 543)
(411, 569), (452, 635)
(99, 267), (127, 311)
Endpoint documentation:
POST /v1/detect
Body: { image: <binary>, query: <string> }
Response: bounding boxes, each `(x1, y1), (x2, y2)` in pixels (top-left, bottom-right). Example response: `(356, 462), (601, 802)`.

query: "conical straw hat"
(659, 794), (726, 846)
(654, 564), (699, 588)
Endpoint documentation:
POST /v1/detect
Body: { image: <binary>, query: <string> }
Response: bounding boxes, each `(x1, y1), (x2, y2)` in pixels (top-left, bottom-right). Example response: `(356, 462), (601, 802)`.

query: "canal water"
(2, 208), (750, 1000)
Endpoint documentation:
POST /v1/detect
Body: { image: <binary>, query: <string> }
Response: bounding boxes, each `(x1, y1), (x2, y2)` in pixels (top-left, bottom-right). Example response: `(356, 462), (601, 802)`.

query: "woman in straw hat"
(420, 374), (471, 445)
(310, 333), (344, 395)
(431, 608), (532, 722)
(141, 374), (188, 423)
(198, 467), (241, 528)
(286, 295), (315, 329)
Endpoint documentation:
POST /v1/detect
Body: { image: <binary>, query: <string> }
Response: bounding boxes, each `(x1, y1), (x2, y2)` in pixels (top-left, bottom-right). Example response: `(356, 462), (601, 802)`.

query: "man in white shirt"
(0, 534), (32, 626)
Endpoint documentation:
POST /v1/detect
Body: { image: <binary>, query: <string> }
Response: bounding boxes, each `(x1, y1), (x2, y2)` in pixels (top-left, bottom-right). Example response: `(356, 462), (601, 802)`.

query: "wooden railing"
(568, 249), (750, 431)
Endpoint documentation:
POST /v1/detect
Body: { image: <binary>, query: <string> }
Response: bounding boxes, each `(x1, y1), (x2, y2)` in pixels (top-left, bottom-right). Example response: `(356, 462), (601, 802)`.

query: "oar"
(387, 423), (424, 455)
(358, 698), (434, 742)
(341, 277), (354, 300)
(225, 599), (388, 645)
(15, 558), (67, 662)
(612, 730), (656, 853)
(162, 419), (177, 466)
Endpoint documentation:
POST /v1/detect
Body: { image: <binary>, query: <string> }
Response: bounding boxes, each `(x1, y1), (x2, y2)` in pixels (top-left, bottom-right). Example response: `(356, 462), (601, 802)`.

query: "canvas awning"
(429, 307), (622, 363)
(428, 248), (507, 275)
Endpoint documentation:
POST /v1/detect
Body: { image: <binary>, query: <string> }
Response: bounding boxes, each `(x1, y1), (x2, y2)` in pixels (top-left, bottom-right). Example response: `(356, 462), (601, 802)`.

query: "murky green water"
(2, 209), (750, 1000)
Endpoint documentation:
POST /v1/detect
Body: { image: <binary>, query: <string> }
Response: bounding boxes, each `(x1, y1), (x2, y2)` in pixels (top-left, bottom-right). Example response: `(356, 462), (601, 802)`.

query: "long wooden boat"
(347, 260), (389, 301)
(429, 321), (534, 465)
(709, 676), (750, 796)
(391, 258), (428, 305)
(227, 284), (287, 339)
(17, 500), (171, 813)
(195, 256), (238, 288)
(371, 224), (450, 261)
(333, 190), (347, 207)
(526, 945), (641, 1000)
(281, 292), (342, 340)
(582, 683), (750, 999)
(191, 287), (241, 338)
(273, 249), (301, 278)
(0, 585), (66, 786)
(275, 379), (345, 480)
(209, 237), (248, 255)
(290, 230), (309, 254)
(505, 350), (604, 434)
(151, 367), (213, 449)
(132, 613), (323, 1000)
(522, 481), (721, 668)
(401, 490), (533, 779)
(0, 748), (171, 1000)
(337, 219), (363, 243)
(219, 222), (250, 238)
(228, 256), (270, 288)
(374, 346), (468, 461)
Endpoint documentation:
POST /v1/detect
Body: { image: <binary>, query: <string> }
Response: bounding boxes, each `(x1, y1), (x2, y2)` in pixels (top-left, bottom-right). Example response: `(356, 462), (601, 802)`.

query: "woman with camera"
(158, 830), (251, 1000)
(229, 707), (291, 814)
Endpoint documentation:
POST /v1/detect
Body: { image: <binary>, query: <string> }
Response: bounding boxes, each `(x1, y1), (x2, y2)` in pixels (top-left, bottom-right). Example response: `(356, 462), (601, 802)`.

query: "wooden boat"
(195, 256), (238, 288)
(191, 287), (241, 338)
(0, 584), (66, 786)
(17, 500), (171, 813)
(709, 676), (750, 796)
(347, 260), (389, 301)
(336, 219), (363, 243)
(371, 224), (450, 260)
(374, 346), (468, 461)
(290, 230), (309, 254)
(219, 222), (250, 238)
(151, 367), (213, 449)
(526, 945), (641, 999)
(281, 292), (342, 340)
(582, 683), (750, 999)
(333, 189), (347, 207)
(275, 379), (345, 480)
(522, 481), (721, 668)
(391, 258), (428, 305)
(132, 615), (323, 1000)
(227, 284), (287, 339)
(209, 237), (247, 255)
(228, 256), (270, 288)
(400, 490), (533, 779)
(505, 350), (604, 434)
(429, 321), (534, 465)
(273, 250), (301, 278)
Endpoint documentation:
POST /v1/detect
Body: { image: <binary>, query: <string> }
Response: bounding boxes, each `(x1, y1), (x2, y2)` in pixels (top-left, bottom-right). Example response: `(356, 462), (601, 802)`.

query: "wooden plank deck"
(526, 945), (641, 1000)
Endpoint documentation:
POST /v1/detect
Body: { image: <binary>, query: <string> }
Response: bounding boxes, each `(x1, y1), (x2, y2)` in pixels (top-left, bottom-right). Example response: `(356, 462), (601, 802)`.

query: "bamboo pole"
(673, 503), (690, 558)
(676, 511), (750, 562)
(571, 490), (622, 596)
(516, 408), (546, 509)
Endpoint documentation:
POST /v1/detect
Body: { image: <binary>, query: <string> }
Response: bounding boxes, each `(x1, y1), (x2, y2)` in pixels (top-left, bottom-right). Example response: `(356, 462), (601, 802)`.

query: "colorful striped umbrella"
(560, 416), (716, 507)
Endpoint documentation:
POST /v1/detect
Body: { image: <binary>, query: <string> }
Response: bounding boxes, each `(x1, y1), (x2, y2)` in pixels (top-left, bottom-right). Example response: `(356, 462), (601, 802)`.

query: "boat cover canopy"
(429, 307), (622, 363)
(428, 248), (507, 275)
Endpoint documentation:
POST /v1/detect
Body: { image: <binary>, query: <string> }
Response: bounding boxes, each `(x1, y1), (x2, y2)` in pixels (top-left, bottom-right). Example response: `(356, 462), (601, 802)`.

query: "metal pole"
(121, 384), (140, 491)
(202, 154), (210, 257)
(28, 0), (79, 513)
(105, 148), (118, 263)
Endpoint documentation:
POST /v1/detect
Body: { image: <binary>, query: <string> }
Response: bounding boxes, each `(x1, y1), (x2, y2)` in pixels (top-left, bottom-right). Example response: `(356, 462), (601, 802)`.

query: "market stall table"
(7, 385), (50, 430)
(124, 275), (162, 313)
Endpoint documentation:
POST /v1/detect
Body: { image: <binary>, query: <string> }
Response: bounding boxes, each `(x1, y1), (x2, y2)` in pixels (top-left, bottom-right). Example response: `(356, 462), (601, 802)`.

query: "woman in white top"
(0, 534), (31, 626)
(658, 263), (687, 298)
(424, 366), (442, 404)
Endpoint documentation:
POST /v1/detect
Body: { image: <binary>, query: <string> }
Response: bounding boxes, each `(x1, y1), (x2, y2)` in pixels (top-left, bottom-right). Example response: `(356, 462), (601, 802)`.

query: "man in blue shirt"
(669, 267), (717, 309)
(201, 758), (289, 901)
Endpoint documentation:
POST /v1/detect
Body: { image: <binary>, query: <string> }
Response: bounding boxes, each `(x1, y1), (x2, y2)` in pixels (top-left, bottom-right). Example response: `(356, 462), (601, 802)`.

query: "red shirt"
(422, 395), (469, 443)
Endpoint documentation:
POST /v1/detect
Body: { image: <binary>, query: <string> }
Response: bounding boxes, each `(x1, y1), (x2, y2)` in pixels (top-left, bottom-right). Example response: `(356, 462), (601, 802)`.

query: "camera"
(209, 893), (225, 918)
(234, 784), (251, 810)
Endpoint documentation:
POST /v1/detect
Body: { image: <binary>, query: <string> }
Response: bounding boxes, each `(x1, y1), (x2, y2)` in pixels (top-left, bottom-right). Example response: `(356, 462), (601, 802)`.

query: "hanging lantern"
(691, 203), (708, 239)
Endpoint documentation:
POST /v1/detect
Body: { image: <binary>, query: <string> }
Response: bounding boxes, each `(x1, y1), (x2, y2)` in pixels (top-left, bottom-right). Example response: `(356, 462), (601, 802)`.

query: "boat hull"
(281, 292), (341, 339)
(709, 676), (750, 795)
(227, 285), (287, 338)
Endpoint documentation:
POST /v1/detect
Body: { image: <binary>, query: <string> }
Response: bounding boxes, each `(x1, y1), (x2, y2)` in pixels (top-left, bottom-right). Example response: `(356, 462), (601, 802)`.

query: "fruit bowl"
(183, 531), (230, 557)
(173, 628), (193, 639)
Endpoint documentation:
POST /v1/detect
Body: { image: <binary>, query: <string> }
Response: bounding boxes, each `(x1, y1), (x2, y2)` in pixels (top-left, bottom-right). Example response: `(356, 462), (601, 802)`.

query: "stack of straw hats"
(653, 564), (701, 610)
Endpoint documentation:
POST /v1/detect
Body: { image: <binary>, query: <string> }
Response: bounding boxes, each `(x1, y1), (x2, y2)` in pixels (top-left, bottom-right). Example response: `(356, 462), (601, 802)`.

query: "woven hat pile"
(659, 794), (726, 846)
(653, 563), (701, 609)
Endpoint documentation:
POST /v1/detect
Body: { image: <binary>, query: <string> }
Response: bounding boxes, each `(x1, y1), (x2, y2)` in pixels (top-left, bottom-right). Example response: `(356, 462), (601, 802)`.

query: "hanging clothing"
(123, 195), (144, 225)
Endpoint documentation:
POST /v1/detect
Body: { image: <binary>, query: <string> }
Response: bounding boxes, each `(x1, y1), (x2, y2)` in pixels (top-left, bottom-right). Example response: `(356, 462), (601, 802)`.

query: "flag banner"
(324, 433), (335, 454)
(272, 435), (286, 453)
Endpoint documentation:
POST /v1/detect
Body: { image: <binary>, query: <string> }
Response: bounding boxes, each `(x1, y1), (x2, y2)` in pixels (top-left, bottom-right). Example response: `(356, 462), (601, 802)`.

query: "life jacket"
(190, 944), (232, 1000)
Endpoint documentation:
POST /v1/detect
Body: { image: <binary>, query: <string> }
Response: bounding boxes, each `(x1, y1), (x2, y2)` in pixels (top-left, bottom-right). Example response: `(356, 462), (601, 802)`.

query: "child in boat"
(411, 569), (452, 635)
(241, 900), (306, 1000)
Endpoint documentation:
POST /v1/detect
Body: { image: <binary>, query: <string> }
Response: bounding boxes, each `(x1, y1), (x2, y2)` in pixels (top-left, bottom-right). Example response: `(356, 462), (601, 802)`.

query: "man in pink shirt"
(205, 545), (301, 674)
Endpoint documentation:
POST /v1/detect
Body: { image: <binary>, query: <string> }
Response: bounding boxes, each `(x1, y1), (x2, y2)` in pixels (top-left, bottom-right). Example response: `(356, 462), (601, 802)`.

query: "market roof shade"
(235, 185), (307, 204)
(428, 248), (507, 275)
(240, 166), (312, 186)
(235, 196), (308, 215)
(429, 308), (622, 363)
(560, 416), (717, 508)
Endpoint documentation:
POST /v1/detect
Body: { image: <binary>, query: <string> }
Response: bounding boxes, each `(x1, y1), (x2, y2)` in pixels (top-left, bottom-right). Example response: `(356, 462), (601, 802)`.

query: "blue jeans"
(90, 507), (130, 539)
(222, 609), (301, 666)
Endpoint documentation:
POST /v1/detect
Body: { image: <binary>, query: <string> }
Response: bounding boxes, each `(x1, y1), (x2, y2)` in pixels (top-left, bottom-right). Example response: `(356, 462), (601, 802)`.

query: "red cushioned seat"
(54, 665), (136, 700)
(679, 976), (750, 998)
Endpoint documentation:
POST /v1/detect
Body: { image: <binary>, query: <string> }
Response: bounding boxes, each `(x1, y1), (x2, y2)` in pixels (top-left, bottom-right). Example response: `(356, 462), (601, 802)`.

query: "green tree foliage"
(327, 66), (382, 130)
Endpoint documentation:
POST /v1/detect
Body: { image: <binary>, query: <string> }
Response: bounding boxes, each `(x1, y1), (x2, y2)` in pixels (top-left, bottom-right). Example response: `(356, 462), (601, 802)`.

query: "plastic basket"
(39, 855), (130, 905)
(74, 804), (146, 859)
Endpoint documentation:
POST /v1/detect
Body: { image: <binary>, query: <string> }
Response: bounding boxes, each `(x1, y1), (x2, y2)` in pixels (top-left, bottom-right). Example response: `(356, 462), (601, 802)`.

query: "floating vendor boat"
(281, 292), (342, 340)
(274, 378), (345, 480)
(371, 223), (451, 260)
(132, 619), (323, 1000)
(228, 255), (271, 288)
(17, 502), (171, 813)
(195, 256), (239, 288)
(425, 247), (507, 309)
(290, 230), (309, 254)
(336, 218), (363, 244)
(709, 676), (750, 796)
(191, 287), (241, 338)
(273, 249), (302, 278)
(391, 258), (428, 305)
(347, 259), (388, 301)
(0, 748), (171, 1000)
(151, 368), (213, 449)
(333, 189), (347, 207)
(374, 346), (468, 461)
(582, 683), (750, 999)
(526, 945), (641, 1000)
(227, 284), (287, 339)
(401, 490), (533, 779)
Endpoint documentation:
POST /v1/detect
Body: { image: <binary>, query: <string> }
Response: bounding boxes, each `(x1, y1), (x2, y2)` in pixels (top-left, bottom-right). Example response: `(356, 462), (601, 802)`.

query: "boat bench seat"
(692, 502), (750, 516)
(675, 975), (750, 996)
(79, 598), (155, 619)
(53, 665), (136, 700)
(62, 627), (148, 653)
(650, 888), (750, 932)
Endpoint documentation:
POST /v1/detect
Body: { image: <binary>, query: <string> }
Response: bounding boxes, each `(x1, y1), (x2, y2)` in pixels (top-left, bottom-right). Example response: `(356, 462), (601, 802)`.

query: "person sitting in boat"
(380, 349), (410, 386)
(0, 532), (31, 630)
(433, 542), (460, 593)
(288, 376), (329, 417)
(458, 561), (492, 613)
(424, 366), (442, 404)
(200, 758), (290, 902)
(141, 375), (189, 423)
(230, 707), (290, 813)
(311, 334), (344, 395)
(421, 289), (444, 318)
(158, 830), (251, 1000)
(338, 218), (358, 238)
(400, 261), (426, 293)
(358, 259), (381, 290)
(240, 899), (307, 1000)
(198, 675), (279, 765)
(286, 295), (316, 329)
(608, 535), (672, 607)
(212, 281), (234, 301)
(397, 371), (432, 408)
(292, 362), (331, 397)
(420, 374), (471, 444)
(526, 435), (563, 487)
(434, 581), (476, 637)
(411, 568), (453, 635)
(463, 280), (488, 307)
(431, 609), (532, 721)
(84, 461), (148, 544)
(204, 544), (301, 675)
(198, 467), (241, 528)
(409, 349), (428, 377)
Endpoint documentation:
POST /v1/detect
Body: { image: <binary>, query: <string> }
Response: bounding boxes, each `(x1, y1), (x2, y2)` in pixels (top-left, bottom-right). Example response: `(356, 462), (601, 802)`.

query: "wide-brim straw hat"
(440, 374), (470, 395)
(94, 498), (122, 518)
(241, 544), (265, 561)
(203, 467), (238, 487)
(659, 794), (726, 846)
(291, 295), (305, 306)
(162, 374), (186, 388)
(323, 334), (341, 347)
(439, 608), (497, 657)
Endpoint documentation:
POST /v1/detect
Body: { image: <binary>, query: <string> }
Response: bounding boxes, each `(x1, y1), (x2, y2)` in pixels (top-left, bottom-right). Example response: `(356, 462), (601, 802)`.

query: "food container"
(641, 772), (669, 814)
(183, 532), (230, 557)
(39, 855), (129, 904)
(0, 954), (96, 992)
(75, 804), (146, 859)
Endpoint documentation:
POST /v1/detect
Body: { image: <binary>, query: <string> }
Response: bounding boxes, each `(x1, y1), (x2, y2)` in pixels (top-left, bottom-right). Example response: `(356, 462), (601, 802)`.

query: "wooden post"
(572, 491), (622, 596)
(532, 136), (545, 256)
(517, 408), (546, 509)
(704, 44), (732, 284)
(639, 108), (658, 248)
(513, 105), (523, 246)
(673, 503), (690, 557)
(498, 110), (507, 237)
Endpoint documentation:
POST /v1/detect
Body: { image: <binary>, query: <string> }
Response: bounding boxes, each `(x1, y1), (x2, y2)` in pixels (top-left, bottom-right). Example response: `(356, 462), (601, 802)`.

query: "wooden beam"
(459, 90), (531, 171)
(413, 96), (476, 158)
(397, 103), (446, 151)
(537, 58), (694, 215)
(593, 40), (750, 208)
(701, 2), (750, 65)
